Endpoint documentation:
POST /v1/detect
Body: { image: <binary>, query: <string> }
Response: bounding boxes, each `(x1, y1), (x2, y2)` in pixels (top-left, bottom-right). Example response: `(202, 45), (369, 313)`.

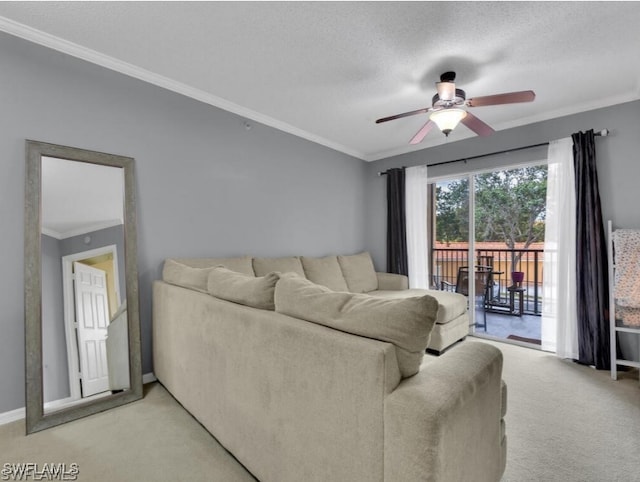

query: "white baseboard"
(0, 407), (25, 426)
(43, 396), (76, 412)
(0, 372), (157, 426)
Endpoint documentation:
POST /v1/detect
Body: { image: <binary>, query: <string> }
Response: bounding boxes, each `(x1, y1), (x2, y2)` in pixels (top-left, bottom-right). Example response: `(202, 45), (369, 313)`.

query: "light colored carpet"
(0, 383), (256, 481)
(1, 340), (638, 482)
(488, 339), (640, 482)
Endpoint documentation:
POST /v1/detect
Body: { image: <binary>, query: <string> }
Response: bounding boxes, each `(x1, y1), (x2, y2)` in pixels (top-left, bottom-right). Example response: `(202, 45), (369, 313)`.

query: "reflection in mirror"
(40, 158), (130, 413)
(25, 141), (142, 434)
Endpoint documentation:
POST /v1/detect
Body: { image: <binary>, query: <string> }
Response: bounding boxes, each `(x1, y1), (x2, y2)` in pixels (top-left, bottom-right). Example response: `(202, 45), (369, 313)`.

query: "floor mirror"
(24, 140), (142, 434)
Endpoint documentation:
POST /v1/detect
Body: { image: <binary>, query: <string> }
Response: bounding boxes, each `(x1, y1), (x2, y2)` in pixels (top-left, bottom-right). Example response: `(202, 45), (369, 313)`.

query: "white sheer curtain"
(541, 137), (579, 358)
(405, 165), (429, 289)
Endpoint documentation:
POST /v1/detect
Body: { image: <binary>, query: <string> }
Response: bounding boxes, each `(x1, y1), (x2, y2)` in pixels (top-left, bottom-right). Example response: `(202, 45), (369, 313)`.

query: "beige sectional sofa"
(153, 253), (507, 482)
(161, 252), (470, 353)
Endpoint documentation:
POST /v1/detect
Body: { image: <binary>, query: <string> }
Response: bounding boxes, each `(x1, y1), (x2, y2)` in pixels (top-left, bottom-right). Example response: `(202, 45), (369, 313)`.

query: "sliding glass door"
(431, 163), (547, 344)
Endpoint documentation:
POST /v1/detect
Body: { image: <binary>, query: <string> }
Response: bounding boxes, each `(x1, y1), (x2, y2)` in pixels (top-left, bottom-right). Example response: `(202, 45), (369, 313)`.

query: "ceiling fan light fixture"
(430, 108), (467, 137)
(436, 81), (456, 101)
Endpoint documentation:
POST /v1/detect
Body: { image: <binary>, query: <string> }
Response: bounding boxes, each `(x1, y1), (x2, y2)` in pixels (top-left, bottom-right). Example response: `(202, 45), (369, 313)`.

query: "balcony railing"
(432, 247), (543, 315)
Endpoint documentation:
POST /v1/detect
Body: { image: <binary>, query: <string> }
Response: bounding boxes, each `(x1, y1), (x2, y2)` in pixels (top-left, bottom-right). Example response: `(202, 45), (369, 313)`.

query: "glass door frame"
(428, 159), (548, 337)
(429, 173), (478, 331)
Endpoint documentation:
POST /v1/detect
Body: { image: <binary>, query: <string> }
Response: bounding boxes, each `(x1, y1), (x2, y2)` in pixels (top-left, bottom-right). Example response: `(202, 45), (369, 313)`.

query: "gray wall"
(41, 234), (69, 403)
(0, 33), (367, 413)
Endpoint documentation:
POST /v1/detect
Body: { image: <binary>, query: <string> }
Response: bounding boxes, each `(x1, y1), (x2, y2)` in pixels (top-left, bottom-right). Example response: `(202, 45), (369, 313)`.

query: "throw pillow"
(275, 274), (438, 378)
(163, 259), (213, 292)
(301, 256), (349, 291)
(207, 267), (279, 310)
(337, 252), (378, 293)
(172, 256), (254, 276)
(253, 256), (305, 277)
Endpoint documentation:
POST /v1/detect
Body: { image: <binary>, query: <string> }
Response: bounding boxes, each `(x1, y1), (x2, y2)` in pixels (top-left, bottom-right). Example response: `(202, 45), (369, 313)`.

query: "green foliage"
(435, 166), (548, 262)
(435, 180), (469, 243)
(474, 166), (547, 246)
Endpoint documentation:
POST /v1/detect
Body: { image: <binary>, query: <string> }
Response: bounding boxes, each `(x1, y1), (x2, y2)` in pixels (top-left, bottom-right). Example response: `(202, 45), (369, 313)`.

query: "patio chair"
(441, 266), (493, 331)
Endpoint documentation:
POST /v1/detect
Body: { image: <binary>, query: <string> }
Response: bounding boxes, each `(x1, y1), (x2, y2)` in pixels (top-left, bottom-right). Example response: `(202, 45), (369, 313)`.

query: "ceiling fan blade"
(461, 112), (495, 137)
(409, 120), (435, 144)
(467, 90), (535, 107)
(376, 107), (430, 124)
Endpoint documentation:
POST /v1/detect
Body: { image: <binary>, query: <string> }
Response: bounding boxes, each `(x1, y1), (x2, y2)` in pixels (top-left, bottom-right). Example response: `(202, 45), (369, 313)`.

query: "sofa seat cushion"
(207, 267), (279, 310)
(275, 274), (438, 378)
(338, 252), (378, 293)
(370, 289), (467, 324)
(171, 256), (254, 276)
(253, 256), (305, 277)
(301, 256), (349, 292)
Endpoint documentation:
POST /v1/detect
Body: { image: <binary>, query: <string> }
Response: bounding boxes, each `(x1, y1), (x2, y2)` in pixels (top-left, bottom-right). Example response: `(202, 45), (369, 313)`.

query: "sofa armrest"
(375, 272), (409, 291)
(384, 342), (506, 482)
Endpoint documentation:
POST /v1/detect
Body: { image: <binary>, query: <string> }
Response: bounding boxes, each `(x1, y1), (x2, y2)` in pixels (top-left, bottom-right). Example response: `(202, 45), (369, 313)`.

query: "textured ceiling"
(1, 2), (640, 161)
(42, 157), (124, 238)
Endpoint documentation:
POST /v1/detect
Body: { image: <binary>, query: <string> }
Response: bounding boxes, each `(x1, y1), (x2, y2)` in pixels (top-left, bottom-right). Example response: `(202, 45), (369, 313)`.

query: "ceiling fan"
(375, 71), (535, 144)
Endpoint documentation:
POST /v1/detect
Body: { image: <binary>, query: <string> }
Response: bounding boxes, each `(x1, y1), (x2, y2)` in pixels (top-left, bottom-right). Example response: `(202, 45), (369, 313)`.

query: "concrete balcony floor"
(472, 308), (541, 347)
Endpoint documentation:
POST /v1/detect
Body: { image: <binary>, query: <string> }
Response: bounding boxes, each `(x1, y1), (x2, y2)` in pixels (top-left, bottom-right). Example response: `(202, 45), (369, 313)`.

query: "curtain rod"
(377, 128), (609, 176)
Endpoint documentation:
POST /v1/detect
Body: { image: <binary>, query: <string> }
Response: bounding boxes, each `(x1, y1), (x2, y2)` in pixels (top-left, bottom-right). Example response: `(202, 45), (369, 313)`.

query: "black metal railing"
(432, 247), (543, 315)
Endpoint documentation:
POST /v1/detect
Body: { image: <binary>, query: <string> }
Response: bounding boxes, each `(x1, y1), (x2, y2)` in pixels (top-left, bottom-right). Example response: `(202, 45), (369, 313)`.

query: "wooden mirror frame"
(24, 140), (142, 434)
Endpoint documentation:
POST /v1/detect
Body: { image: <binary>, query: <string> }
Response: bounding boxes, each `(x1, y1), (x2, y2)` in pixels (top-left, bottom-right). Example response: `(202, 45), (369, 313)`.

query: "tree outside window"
(436, 165), (548, 267)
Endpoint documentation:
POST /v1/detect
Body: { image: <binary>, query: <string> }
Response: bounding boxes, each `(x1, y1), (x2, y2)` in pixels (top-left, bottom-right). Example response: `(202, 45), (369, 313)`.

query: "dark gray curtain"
(386, 168), (408, 275)
(573, 129), (610, 369)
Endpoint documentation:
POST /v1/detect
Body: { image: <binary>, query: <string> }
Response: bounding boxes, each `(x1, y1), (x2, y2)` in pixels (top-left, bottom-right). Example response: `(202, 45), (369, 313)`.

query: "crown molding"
(4, 16), (637, 164)
(41, 220), (123, 240)
(0, 16), (367, 161)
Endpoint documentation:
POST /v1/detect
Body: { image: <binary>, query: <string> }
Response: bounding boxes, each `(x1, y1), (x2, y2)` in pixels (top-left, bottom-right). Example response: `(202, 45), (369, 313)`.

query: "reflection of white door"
(73, 262), (110, 397)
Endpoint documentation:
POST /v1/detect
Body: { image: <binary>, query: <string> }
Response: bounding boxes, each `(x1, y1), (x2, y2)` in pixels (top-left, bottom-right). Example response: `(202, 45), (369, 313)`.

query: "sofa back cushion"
(171, 256), (254, 276)
(253, 256), (305, 277)
(338, 252), (378, 293)
(207, 268), (278, 310)
(275, 274), (438, 378)
(163, 259), (213, 292)
(301, 256), (349, 292)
